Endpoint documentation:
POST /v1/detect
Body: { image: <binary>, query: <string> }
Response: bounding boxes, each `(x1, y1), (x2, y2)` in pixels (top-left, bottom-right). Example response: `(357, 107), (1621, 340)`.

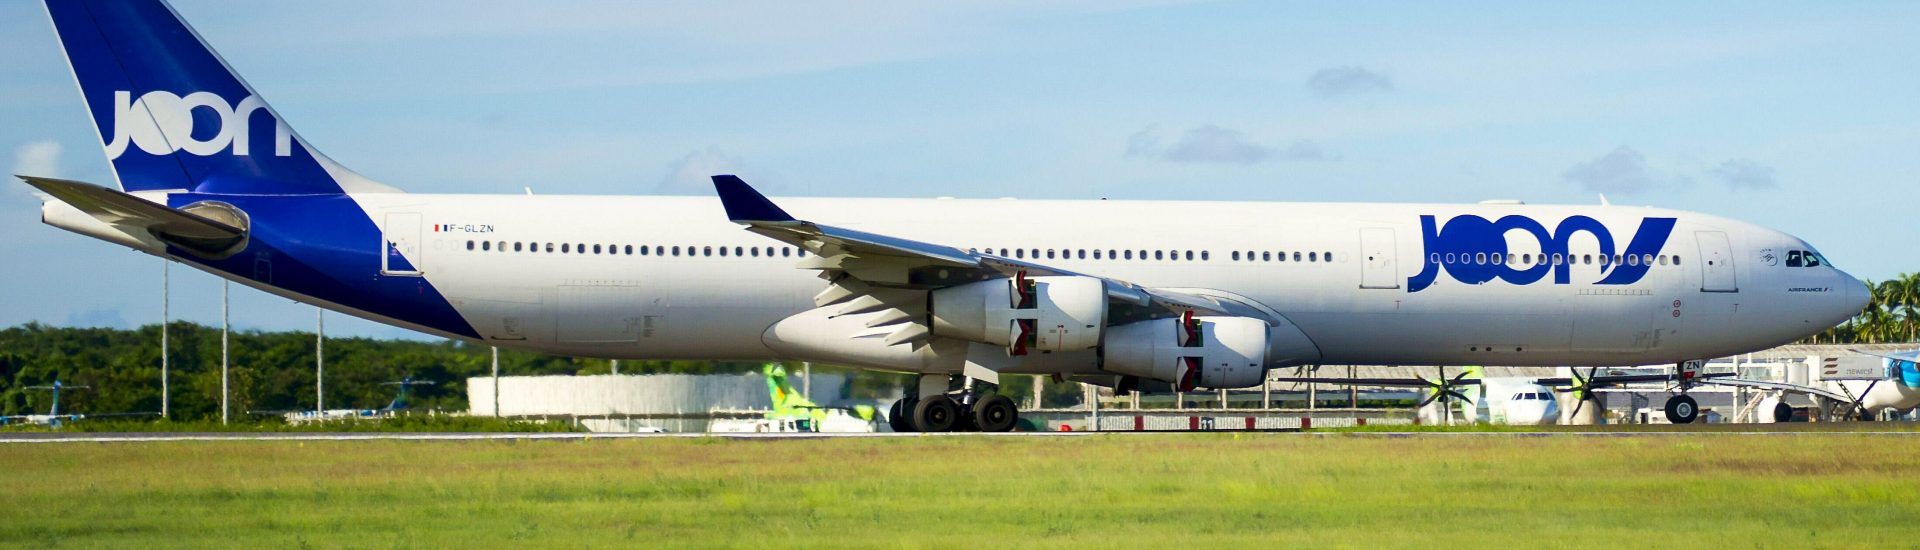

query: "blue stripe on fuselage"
(165, 193), (477, 339)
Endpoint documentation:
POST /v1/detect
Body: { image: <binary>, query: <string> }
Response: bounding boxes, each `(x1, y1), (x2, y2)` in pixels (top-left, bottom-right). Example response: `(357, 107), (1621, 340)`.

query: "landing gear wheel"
(912, 395), (958, 432)
(973, 395), (1018, 433)
(1665, 395), (1699, 424)
(888, 399), (915, 432)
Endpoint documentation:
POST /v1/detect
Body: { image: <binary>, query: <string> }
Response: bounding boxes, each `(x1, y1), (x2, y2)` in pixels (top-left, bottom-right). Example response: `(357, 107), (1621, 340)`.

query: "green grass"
(0, 415), (583, 433)
(3, 433), (1919, 547)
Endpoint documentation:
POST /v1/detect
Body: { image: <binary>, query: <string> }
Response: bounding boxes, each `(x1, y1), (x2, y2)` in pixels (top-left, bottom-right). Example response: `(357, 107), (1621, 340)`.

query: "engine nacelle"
(1102, 315), (1270, 390)
(930, 274), (1106, 355)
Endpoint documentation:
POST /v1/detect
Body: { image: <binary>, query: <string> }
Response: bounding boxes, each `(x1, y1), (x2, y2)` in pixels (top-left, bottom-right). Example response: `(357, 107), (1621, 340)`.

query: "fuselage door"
(381, 212), (424, 277)
(1359, 227), (1399, 289)
(1696, 231), (1736, 292)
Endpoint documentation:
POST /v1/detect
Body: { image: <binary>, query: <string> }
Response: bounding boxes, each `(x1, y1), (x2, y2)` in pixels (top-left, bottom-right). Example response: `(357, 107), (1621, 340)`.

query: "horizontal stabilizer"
(19, 175), (246, 257)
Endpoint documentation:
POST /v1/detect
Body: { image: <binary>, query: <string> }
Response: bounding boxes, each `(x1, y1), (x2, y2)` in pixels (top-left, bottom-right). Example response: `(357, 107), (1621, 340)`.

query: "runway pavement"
(4, 428), (1920, 443)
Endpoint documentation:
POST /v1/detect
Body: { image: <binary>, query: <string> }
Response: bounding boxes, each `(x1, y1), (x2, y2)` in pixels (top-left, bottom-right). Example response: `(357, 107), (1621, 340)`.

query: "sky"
(2, 1), (1916, 340)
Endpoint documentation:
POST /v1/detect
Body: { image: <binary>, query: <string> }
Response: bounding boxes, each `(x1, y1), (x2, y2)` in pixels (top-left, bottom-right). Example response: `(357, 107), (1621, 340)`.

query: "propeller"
(1416, 369), (1477, 408)
(1553, 367), (1602, 420)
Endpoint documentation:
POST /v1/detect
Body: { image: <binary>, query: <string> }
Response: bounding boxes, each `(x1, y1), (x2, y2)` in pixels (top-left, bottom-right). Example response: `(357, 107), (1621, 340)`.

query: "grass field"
(4, 433), (1919, 548)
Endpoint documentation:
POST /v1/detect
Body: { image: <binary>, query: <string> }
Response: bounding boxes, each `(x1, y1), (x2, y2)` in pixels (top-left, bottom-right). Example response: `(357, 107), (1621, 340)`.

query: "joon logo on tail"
(1406, 214), (1676, 293)
(104, 91), (291, 160)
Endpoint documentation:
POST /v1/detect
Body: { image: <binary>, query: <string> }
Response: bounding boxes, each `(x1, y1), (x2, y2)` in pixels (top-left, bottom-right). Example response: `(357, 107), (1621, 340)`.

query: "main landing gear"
(1663, 394), (1699, 424)
(888, 374), (1020, 433)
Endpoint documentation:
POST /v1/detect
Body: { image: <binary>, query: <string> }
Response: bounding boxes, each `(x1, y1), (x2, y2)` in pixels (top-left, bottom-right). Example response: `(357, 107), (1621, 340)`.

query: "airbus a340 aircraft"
(24, 0), (1869, 432)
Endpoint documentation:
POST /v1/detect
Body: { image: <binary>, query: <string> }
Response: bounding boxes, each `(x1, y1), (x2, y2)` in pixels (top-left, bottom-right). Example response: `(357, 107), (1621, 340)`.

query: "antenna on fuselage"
(1597, 194), (1611, 206)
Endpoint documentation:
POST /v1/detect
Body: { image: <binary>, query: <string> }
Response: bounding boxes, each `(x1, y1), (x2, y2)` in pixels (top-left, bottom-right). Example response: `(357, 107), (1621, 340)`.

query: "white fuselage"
(247, 192), (1865, 377)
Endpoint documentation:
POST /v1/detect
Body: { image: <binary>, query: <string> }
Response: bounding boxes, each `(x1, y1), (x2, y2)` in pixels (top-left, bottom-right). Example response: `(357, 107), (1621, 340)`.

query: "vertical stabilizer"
(42, 0), (395, 194)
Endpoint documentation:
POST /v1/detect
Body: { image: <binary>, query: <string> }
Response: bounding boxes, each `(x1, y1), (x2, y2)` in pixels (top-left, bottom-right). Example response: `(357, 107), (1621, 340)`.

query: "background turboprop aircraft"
(22, 0), (1869, 433)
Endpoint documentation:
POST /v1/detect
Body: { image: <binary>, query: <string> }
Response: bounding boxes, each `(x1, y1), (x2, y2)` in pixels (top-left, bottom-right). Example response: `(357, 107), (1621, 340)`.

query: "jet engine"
(930, 273), (1106, 355)
(1102, 314), (1269, 390)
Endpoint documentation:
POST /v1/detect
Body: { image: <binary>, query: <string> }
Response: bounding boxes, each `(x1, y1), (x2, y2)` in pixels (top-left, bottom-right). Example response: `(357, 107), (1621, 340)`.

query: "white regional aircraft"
(24, 0), (1869, 432)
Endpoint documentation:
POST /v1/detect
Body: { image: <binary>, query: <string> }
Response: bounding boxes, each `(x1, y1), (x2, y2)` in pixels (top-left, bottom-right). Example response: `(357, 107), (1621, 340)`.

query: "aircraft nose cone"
(1842, 271), (1870, 318)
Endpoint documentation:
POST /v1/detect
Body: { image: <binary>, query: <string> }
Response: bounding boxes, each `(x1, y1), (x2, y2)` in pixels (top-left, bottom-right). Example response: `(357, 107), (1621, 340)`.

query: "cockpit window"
(1785, 249), (1829, 268)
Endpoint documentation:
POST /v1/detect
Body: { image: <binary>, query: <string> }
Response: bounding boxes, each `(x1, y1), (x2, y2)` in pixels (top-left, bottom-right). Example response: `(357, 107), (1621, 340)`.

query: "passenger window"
(781, 247), (790, 257)
(1077, 250), (1086, 260)
(1015, 249), (1025, 259)
(1233, 251), (1242, 261)
(1047, 249), (1056, 259)
(1154, 251), (1163, 260)
(1261, 251), (1271, 262)
(639, 245), (648, 256)
(703, 246), (712, 257)
(1323, 252), (1331, 262)
(671, 246), (680, 256)
(1490, 253), (1502, 265)
(1672, 255), (1681, 266)
(1201, 251), (1209, 261)
(482, 241), (491, 251)
(1627, 255), (1639, 266)
(1293, 252), (1302, 262)
(1583, 254), (1592, 265)
(1094, 250), (1103, 260)
(1184, 251), (1193, 261)
(1125, 250), (1133, 260)
(750, 247), (759, 257)
(1108, 249), (1117, 259)
(466, 240), (475, 250)
(1658, 255), (1667, 265)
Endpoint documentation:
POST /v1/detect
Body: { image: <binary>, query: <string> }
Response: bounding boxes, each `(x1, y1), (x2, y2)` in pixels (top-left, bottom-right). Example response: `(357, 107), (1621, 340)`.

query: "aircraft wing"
(712, 175), (1230, 318)
(1531, 372), (1733, 387)
(1267, 377), (1482, 387)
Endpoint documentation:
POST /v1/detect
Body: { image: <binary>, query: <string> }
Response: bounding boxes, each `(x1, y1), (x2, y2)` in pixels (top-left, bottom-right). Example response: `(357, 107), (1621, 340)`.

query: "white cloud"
(1131, 125), (1329, 164)
(1125, 125), (1163, 159)
(655, 146), (749, 195)
(1305, 66), (1394, 100)
(1562, 146), (1688, 195)
(1709, 158), (1778, 190)
(10, 140), (60, 178)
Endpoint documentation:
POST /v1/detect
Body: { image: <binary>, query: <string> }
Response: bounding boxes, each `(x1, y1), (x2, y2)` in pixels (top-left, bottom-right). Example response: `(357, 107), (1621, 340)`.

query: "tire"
(912, 395), (959, 432)
(1772, 402), (1793, 423)
(974, 394), (1018, 433)
(889, 398), (916, 432)
(1664, 395), (1699, 424)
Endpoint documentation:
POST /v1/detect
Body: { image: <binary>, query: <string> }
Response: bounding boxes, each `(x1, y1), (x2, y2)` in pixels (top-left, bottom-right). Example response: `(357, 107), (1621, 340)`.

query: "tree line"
(0, 322), (782, 418)
(0, 322), (1086, 419)
(1806, 272), (1920, 344)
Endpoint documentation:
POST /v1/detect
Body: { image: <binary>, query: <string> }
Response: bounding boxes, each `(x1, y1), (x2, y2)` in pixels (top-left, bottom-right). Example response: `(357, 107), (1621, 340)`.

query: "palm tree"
(1894, 273), (1920, 342)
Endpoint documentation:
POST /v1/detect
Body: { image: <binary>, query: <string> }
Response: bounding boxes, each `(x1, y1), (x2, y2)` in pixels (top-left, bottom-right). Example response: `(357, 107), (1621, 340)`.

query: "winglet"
(712, 175), (795, 222)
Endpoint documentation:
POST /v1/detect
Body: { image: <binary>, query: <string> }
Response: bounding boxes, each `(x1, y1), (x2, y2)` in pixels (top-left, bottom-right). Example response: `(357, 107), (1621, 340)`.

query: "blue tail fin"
(43, 0), (393, 195)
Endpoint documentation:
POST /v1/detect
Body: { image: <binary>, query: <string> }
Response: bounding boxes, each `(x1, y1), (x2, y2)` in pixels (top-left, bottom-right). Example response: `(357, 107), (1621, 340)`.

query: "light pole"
(160, 259), (169, 419)
(316, 308), (324, 413)
(491, 346), (500, 417)
(221, 280), (229, 425)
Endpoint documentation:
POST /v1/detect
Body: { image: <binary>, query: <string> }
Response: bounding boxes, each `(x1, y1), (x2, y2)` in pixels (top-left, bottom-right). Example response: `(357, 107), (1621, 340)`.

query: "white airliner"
(24, 0), (1868, 432)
